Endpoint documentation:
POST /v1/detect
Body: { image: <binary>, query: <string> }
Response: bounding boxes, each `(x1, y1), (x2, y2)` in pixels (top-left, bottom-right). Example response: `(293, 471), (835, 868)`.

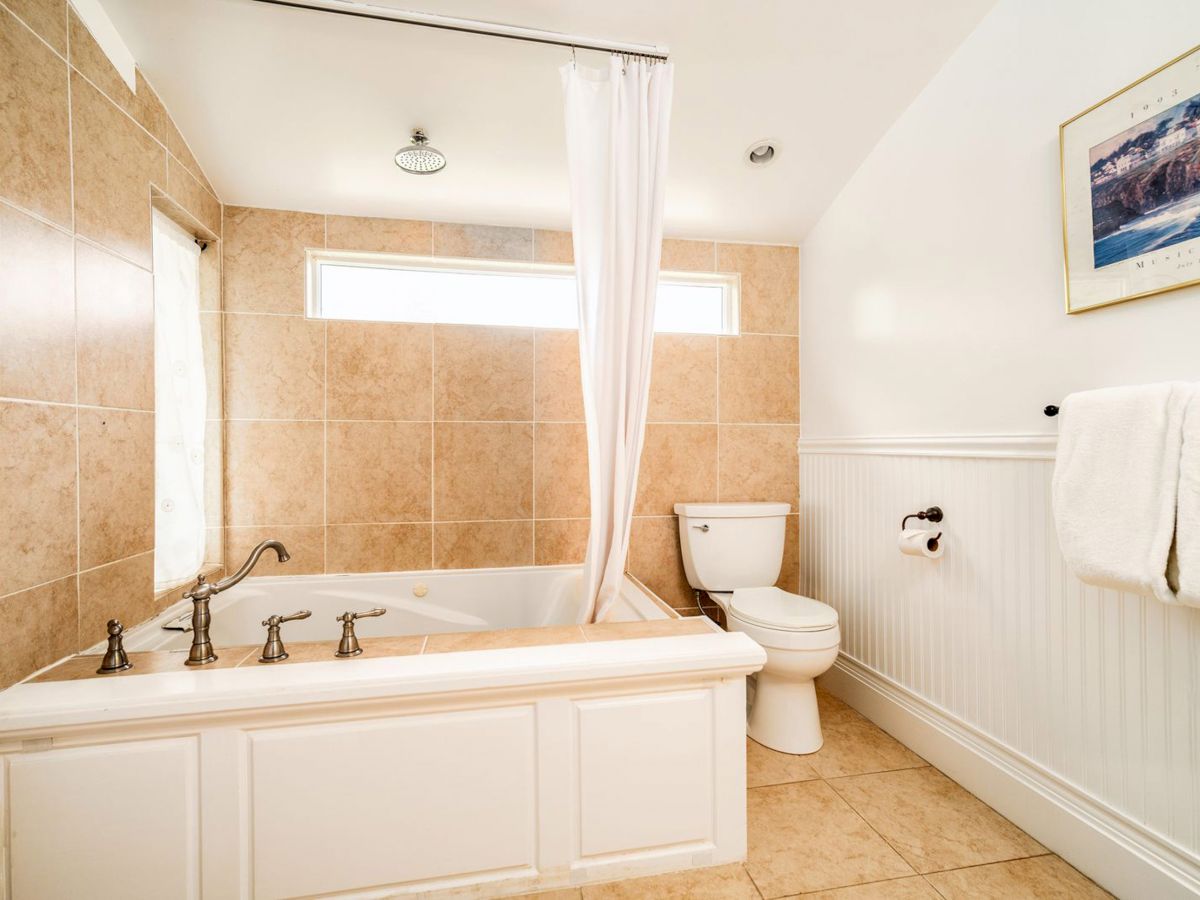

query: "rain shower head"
(394, 129), (446, 174)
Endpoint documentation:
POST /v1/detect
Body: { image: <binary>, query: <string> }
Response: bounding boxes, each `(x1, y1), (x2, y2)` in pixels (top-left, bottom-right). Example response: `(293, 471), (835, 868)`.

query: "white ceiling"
(103, 0), (995, 244)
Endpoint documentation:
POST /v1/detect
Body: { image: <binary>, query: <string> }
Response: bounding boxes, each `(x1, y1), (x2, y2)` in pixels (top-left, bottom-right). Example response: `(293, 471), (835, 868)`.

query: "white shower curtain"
(561, 56), (674, 623)
(152, 211), (207, 589)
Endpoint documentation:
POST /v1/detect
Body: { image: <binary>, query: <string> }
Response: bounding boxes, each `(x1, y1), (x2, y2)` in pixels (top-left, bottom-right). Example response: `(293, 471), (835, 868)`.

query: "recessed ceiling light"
(745, 139), (779, 167)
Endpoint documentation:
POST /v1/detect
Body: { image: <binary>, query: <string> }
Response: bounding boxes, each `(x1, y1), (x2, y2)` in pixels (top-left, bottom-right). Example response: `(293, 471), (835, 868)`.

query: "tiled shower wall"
(221, 209), (800, 613)
(0, 1), (223, 687)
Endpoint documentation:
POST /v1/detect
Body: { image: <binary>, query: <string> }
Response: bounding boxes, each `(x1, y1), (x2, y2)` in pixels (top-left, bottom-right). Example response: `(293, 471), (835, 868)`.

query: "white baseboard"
(820, 655), (1200, 900)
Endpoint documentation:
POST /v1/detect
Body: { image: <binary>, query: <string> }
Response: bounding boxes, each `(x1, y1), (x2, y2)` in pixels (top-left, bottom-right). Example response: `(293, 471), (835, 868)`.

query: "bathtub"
(117, 564), (664, 655)
(0, 563), (764, 899)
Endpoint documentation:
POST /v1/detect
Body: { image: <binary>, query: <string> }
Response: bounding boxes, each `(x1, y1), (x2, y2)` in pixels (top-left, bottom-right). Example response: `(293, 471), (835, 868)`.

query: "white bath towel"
(1172, 391), (1200, 608)
(1052, 382), (1194, 604)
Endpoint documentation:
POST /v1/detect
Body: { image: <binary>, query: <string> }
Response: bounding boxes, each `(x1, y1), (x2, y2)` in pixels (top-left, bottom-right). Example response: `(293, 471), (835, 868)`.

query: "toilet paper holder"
(901, 506), (943, 537)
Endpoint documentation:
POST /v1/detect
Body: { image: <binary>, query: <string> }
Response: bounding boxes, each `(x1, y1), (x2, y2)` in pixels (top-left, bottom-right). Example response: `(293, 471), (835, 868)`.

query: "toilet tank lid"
(674, 502), (791, 518)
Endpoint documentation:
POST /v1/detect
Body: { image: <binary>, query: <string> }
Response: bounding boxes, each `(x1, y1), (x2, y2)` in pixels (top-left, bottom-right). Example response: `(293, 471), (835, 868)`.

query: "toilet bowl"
(675, 502), (841, 754)
(709, 587), (839, 753)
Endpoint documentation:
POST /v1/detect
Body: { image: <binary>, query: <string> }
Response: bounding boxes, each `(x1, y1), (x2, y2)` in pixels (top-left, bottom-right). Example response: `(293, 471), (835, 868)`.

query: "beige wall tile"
(71, 73), (164, 268)
(627, 516), (694, 609)
(648, 334), (717, 423)
(434, 422), (532, 521)
(75, 240), (154, 410)
(533, 229), (573, 264)
(827, 767), (1045, 874)
(0, 575), (76, 688)
(746, 781), (914, 896)
(224, 313), (325, 420)
(718, 243), (798, 335)
(6, 0), (68, 54)
(78, 408), (154, 569)
(326, 215), (431, 254)
(198, 243), (221, 311)
(923, 855), (1110, 899)
(225, 525), (325, 576)
(165, 156), (221, 236)
(718, 424), (799, 504)
(0, 203), (74, 402)
(200, 312), (223, 419)
(204, 421), (223, 527)
(77, 551), (154, 651)
(534, 518), (589, 565)
(434, 521), (533, 569)
(327, 321), (432, 421)
(635, 423), (718, 516)
(534, 423), (589, 519)
(719, 333), (799, 423)
(434, 325), (534, 421)
(161, 111), (214, 195)
(326, 421), (431, 524)
(226, 421), (324, 525)
(0, 6), (72, 227)
(0, 401), (76, 596)
(223, 206), (323, 314)
(661, 238), (715, 272)
(433, 223), (532, 260)
(326, 523), (432, 574)
(535, 329), (583, 421)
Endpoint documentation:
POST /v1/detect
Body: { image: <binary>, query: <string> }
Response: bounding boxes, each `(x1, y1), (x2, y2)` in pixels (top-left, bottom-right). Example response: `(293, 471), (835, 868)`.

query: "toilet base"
(747, 672), (823, 754)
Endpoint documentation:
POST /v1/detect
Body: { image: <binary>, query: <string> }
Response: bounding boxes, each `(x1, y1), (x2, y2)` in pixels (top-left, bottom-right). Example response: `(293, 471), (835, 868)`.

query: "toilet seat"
(730, 587), (838, 632)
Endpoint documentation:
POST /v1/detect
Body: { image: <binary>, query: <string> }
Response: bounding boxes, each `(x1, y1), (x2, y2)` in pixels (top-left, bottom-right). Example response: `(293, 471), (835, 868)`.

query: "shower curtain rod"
(248, 0), (671, 60)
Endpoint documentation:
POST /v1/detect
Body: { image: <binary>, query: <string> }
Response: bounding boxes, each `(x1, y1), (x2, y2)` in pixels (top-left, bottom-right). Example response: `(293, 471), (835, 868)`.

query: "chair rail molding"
(797, 433), (1058, 459)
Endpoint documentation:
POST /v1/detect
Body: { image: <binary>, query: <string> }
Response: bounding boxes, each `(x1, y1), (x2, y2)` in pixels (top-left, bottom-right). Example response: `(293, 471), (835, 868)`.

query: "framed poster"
(1060, 44), (1200, 313)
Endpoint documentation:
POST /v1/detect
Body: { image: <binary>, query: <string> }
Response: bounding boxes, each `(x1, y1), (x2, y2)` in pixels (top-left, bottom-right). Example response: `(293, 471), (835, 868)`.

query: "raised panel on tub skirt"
(9, 737), (200, 900)
(576, 689), (714, 857)
(249, 705), (537, 898)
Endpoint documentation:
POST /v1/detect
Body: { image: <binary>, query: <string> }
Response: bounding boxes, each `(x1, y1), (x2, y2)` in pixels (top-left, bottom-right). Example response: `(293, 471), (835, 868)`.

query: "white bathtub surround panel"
(1175, 394), (1200, 607)
(561, 57), (674, 622)
(1052, 383), (1194, 606)
(799, 440), (1200, 895)
(0, 633), (763, 898)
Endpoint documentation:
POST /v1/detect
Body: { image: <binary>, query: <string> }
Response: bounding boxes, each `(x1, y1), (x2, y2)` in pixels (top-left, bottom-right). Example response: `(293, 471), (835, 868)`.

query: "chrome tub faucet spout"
(182, 540), (290, 666)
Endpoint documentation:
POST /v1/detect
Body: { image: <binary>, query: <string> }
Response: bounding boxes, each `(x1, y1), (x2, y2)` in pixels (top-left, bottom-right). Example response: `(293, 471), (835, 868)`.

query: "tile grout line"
(322, 214), (329, 574)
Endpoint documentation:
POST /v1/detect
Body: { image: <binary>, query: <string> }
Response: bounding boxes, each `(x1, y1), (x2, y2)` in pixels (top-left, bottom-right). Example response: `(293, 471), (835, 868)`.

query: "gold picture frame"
(1059, 43), (1200, 313)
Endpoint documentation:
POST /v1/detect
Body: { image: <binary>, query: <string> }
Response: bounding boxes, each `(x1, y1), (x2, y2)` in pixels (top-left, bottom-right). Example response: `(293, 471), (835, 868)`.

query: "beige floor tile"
(828, 768), (1045, 874)
(923, 855), (1111, 899)
(582, 863), (759, 899)
(808, 716), (926, 779)
(815, 689), (861, 725)
(511, 889), (582, 900)
(793, 875), (939, 899)
(747, 737), (819, 788)
(747, 781), (914, 897)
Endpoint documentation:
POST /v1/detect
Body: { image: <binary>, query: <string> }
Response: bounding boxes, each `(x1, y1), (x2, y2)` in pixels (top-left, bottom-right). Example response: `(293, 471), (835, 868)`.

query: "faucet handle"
(258, 610), (311, 663)
(335, 608), (387, 658)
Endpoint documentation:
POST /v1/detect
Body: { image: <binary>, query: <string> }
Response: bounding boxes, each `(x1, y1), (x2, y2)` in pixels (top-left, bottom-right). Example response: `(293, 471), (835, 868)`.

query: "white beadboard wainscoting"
(800, 436), (1200, 900)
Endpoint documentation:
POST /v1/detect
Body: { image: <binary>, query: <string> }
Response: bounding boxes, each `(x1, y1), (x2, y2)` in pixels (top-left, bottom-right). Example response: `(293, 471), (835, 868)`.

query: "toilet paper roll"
(899, 528), (944, 559)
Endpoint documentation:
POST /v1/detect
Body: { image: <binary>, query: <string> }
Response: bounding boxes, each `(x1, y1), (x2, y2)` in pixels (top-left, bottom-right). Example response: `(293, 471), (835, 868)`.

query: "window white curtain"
(561, 56), (674, 622)
(152, 211), (207, 589)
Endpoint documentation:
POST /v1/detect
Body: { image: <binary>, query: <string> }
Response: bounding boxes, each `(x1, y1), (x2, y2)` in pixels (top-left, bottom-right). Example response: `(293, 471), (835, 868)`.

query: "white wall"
(801, 0), (1200, 438)
(800, 1), (1200, 893)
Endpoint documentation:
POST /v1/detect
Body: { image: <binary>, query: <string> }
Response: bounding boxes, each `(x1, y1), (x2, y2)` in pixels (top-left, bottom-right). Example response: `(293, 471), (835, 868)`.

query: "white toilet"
(675, 502), (840, 754)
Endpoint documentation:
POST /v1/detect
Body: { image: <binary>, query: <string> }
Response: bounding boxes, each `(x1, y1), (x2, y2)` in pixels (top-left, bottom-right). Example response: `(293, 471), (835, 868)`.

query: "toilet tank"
(674, 502), (790, 592)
